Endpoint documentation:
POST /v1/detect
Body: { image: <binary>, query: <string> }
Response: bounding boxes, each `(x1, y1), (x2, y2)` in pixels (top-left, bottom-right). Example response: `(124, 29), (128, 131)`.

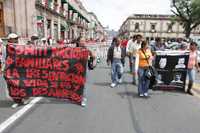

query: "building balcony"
(35, 0), (66, 19)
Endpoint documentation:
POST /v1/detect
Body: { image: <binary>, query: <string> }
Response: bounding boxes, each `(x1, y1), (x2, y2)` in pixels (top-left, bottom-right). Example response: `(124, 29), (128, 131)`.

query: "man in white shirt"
(126, 34), (142, 85)
(126, 36), (135, 72)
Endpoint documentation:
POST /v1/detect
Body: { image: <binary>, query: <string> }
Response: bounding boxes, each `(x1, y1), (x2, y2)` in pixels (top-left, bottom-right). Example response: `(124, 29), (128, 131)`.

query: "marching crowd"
(107, 35), (200, 97)
(0, 32), (200, 107)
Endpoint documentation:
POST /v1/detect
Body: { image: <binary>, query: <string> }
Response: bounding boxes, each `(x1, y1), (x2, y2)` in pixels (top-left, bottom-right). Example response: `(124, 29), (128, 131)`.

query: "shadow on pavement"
(94, 81), (132, 87)
(152, 89), (186, 95)
(117, 91), (138, 99)
(121, 81), (133, 85)
(36, 98), (79, 106)
(97, 66), (110, 69)
(0, 100), (13, 108)
(93, 82), (111, 87)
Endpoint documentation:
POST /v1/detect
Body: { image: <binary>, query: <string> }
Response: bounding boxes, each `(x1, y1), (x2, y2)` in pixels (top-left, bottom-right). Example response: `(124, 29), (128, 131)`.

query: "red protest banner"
(4, 44), (89, 104)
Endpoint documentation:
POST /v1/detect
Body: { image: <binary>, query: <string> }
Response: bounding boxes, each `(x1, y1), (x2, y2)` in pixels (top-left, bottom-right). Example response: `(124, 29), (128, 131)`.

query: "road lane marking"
(0, 97), (43, 133)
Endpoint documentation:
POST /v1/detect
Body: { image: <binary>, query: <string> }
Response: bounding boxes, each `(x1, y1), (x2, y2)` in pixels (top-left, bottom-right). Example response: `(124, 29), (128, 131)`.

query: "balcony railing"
(36, 0), (90, 28)
(36, 0), (65, 19)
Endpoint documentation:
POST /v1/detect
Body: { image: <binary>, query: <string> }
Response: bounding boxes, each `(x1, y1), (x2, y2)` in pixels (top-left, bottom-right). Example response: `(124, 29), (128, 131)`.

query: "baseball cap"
(41, 38), (46, 41)
(8, 33), (18, 39)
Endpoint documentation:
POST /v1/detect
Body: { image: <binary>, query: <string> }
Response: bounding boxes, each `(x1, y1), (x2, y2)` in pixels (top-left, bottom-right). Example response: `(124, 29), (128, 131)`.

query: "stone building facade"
(0, 0), (105, 42)
(119, 14), (200, 39)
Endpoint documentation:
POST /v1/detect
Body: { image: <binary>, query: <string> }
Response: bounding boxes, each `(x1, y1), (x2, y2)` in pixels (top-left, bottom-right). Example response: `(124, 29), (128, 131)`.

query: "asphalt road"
(0, 60), (200, 133)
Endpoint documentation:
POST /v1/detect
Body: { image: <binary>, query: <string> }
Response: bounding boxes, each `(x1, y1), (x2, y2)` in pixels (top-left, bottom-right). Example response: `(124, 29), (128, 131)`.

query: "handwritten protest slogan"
(4, 44), (89, 104)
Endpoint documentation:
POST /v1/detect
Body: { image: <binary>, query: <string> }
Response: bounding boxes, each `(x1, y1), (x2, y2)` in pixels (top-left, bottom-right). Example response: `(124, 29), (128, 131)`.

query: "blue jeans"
(111, 59), (123, 83)
(187, 69), (195, 82)
(138, 68), (150, 94)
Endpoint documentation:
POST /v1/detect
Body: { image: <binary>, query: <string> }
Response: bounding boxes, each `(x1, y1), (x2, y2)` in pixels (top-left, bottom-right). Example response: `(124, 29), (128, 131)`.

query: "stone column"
(58, 18), (61, 40)
(51, 18), (54, 39)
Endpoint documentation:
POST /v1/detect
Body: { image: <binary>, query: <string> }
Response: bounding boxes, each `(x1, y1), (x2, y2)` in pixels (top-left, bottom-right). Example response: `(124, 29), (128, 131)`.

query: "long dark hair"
(111, 37), (118, 46)
(141, 40), (148, 49)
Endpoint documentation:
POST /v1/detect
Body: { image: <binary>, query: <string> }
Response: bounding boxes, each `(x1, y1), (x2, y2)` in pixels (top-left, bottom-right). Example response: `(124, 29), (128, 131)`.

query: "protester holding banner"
(76, 36), (96, 107)
(107, 37), (126, 88)
(137, 41), (152, 97)
(6, 33), (30, 108)
(187, 42), (200, 95)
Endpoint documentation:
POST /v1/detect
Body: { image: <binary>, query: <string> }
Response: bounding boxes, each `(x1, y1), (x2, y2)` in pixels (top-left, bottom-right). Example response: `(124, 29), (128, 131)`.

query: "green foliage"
(171, 0), (200, 38)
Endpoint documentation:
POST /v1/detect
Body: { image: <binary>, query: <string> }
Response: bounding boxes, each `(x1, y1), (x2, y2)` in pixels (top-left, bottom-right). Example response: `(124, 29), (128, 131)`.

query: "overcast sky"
(81, 0), (172, 31)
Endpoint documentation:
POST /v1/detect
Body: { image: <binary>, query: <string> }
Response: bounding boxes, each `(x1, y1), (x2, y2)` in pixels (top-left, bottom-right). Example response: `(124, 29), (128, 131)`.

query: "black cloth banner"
(153, 51), (189, 91)
(4, 44), (89, 104)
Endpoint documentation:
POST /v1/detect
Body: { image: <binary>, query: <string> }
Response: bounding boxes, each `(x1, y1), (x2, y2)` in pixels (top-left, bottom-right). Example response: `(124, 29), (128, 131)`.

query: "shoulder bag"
(141, 49), (155, 80)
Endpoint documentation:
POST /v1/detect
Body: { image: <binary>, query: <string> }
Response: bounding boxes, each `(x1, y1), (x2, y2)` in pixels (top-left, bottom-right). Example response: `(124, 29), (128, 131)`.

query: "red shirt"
(121, 40), (128, 48)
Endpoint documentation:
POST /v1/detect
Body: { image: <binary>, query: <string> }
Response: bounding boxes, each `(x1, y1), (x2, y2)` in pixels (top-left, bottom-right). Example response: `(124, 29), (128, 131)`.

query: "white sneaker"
(23, 99), (29, 105)
(110, 83), (117, 88)
(81, 98), (87, 107)
(118, 78), (122, 84)
(139, 94), (144, 97)
(11, 103), (19, 109)
(144, 93), (149, 97)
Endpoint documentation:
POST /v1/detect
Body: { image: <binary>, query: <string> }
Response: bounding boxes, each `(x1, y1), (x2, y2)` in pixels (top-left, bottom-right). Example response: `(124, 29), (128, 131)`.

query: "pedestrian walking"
(6, 33), (29, 108)
(107, 37), (125, 88)
(75, 36), (96, 107)
(137, 41), (152, 97)
(126, 34), (142, 85)
(29, 34), (39, 45)
(126, 36), (135, 73)
(187, 42), (200, 95)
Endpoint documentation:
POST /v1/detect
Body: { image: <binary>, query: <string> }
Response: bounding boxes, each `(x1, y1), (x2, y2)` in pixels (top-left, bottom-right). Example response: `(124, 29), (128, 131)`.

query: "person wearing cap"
(41, 38), (48, 46)
(7, 33), (19, 43)
(30, 34), (39, 45)
(7, 33), (29, 107)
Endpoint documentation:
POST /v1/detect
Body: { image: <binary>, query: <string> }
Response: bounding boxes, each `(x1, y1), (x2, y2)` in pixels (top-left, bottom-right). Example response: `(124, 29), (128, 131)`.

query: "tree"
(171, 0), (200, 38)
